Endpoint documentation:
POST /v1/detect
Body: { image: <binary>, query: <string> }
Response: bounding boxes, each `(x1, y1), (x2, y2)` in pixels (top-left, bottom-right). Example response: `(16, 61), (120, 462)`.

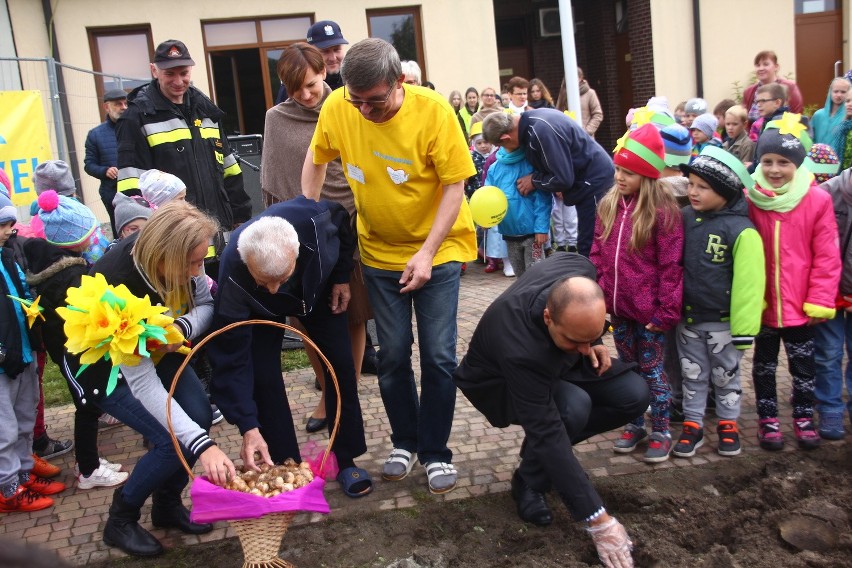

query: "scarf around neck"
(749, 166), (814, 212)
(496, 146), (527, 164)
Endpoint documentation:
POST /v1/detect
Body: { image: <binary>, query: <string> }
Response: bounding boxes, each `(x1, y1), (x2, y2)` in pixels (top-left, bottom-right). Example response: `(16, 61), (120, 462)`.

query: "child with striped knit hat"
(590, 124), (684, 463)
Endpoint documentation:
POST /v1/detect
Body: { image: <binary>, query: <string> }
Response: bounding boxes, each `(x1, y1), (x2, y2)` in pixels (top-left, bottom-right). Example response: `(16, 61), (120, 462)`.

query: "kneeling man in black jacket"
(454, 253), (647, 568)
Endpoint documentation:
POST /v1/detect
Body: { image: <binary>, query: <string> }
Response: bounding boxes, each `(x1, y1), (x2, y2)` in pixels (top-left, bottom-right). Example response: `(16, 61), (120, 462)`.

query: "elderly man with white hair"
(208, 196), (372, 497)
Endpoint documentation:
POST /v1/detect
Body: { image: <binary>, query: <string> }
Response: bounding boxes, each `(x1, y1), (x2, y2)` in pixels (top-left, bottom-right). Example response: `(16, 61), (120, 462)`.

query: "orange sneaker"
(31, 454), (61, 479)
(0, 486), (54, 513)
(22, 475), (66, 496)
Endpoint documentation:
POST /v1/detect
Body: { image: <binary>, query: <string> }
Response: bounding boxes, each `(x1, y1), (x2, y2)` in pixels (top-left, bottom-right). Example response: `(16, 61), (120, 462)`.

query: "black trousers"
(563, 184), (607, 258)
(250, 297), (367, 465)
(518, 370), (649, 491)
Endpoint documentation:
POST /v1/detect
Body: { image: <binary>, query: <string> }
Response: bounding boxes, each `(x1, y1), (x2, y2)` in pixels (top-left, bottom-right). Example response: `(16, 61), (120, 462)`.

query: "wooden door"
(614, 32), (633, 126)
(795, 10), (843, 109)
(498, 47), (532, 86)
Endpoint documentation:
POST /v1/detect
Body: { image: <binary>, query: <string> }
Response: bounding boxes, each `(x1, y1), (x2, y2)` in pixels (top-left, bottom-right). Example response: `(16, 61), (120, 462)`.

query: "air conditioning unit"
(539, 7), (561, 38)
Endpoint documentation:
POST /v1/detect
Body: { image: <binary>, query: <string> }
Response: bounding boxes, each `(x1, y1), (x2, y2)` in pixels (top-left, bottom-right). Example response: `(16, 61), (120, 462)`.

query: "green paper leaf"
(105, 366), (120, 396)
(100, 289), (127, 310)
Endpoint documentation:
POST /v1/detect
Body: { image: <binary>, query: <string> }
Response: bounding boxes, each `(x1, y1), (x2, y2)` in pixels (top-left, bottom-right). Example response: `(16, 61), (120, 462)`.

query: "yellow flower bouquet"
(56, 273), (189, 395)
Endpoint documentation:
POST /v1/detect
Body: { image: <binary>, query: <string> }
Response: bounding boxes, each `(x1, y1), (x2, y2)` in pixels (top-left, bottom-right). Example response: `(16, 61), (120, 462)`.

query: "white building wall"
(6, 0), (499, 223)
(651, 0), (798, 111)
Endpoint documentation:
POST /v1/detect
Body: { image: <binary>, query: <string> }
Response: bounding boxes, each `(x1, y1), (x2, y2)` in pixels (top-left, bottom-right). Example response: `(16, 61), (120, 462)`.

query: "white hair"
(237, 216), (299, 277)
(400, 60), (422, 85)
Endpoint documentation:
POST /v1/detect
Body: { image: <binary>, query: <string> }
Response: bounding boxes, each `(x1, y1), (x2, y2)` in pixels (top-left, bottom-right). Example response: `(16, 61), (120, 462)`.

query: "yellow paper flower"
(613, 132), (629, 154)
(57, 274), (185, 395)
(7, 295), (45, 328)
(563, 110), (578, 123)
(630, 107), (655, 127)
(776, 112), (807, 139)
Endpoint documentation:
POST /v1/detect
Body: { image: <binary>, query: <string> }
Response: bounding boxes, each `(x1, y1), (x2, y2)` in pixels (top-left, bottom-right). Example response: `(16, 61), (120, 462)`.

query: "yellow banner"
(0, 91), (53, 206)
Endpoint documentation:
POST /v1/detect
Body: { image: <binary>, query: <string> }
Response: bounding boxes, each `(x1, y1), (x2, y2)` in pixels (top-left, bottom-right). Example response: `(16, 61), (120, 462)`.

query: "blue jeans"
(95, 354), (212, 508)
(813, 312), (852, 416)
(363, 262), (461, 464)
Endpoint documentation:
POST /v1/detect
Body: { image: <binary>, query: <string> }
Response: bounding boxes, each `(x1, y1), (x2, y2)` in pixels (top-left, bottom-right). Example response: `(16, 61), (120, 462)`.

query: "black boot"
(151, 489), (213, 535)
(510, 471), (552, 526)
(103, 488), (163, 557)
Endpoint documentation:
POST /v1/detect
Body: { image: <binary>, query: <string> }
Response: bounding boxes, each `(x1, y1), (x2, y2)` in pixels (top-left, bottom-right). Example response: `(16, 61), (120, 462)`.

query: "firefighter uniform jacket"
(115, 80), (252, 235)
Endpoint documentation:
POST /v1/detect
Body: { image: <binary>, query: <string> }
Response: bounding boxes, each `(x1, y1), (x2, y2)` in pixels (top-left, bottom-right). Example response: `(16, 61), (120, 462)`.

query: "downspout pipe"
(692, 0), (703, 97)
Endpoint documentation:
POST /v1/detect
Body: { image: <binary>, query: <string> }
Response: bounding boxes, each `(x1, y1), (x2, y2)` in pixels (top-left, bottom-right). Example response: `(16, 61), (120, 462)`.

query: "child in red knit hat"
(590, 123), (684, 463)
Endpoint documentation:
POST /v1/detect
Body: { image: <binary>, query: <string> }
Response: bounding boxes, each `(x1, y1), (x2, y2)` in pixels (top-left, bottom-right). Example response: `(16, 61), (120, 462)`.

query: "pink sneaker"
(757, 418), (784, 451)
(793, 417), (820, 450)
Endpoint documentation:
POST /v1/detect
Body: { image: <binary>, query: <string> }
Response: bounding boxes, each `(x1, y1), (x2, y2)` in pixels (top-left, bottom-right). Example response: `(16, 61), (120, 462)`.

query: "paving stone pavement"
(1, 259), (846, 565)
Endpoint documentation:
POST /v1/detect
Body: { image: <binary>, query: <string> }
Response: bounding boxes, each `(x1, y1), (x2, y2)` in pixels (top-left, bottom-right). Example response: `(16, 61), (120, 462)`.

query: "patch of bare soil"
(99, 443), (851, 568)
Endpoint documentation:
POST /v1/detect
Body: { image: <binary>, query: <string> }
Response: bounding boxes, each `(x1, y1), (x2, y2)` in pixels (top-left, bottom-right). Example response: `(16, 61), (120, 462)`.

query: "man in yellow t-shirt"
(303, 38), (475, 495)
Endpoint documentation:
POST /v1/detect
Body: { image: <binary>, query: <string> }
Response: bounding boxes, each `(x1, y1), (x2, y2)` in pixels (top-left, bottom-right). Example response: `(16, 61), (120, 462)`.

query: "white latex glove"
(586, 516), (634, 568)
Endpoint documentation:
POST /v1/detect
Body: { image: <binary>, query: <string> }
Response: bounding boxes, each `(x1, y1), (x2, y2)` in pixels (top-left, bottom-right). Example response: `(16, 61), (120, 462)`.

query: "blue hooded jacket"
(485, 147), (551, 237)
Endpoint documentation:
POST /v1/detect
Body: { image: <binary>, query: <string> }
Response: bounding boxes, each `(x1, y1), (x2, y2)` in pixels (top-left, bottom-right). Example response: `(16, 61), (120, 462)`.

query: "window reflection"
(93, 31), (151, 91)
(368, 13), (417, 62)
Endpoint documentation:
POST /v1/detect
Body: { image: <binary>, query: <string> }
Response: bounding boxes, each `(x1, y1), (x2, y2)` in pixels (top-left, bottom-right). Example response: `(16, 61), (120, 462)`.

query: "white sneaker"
(503, 258), (515, 277)
(74, 458), (123, 476)
(77, 464), (129, 489)
(99, 458), (123, 472)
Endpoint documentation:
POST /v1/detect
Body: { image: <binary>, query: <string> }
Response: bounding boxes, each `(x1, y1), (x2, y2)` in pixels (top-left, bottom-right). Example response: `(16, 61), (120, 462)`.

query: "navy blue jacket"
(519, 108), (615, 204)
(84, 119), (118, 199)
(209, 197), (355, 434)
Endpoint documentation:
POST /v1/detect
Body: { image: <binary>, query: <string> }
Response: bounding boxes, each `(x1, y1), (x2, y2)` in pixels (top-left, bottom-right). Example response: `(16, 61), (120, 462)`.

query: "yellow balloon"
(469, 186), (508, 228)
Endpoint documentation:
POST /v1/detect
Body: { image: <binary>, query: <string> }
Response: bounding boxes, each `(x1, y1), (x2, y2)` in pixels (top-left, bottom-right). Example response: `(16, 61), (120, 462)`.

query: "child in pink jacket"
(590, 124), (684, 463)
(746, 116), (841, 451)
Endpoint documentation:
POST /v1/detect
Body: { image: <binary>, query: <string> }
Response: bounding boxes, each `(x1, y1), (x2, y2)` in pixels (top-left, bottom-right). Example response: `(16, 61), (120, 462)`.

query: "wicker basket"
(166, 319), (340, 568)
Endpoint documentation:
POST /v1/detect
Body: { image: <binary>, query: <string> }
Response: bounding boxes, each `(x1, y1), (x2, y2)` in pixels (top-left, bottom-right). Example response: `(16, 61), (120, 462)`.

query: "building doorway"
(794, 0), (844, 109)
(209, 49), (266, 136)
(495, 16), (531, 87)
(202, 16), (312, 135)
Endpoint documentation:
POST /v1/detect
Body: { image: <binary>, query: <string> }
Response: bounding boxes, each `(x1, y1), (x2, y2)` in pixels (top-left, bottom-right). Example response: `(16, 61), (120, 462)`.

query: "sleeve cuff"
(803, 303), (836, 320)
(237, 418), (261, 436)
(188, 434), (215, 458)
(173, 317), (191, 339)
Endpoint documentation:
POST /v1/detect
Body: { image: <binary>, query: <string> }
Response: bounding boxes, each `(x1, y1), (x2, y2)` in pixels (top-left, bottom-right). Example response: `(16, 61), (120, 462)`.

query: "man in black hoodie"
(454, 253), (646, 568)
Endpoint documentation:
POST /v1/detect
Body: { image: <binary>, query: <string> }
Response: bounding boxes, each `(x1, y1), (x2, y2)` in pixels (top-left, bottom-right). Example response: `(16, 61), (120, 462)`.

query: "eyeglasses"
(754, 98), (775, 104)
(481, 93), (496, 98)
(343, 83), (395, 108)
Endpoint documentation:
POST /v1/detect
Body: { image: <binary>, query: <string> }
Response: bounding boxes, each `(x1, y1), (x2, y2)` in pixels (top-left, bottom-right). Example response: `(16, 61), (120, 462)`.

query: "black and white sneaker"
(33, 433), (74, 460)
(211, 405), (224, 425)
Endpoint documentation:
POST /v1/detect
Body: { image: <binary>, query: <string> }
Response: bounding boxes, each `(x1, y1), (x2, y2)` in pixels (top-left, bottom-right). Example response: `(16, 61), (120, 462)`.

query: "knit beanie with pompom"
(37, 190), (97, 248)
